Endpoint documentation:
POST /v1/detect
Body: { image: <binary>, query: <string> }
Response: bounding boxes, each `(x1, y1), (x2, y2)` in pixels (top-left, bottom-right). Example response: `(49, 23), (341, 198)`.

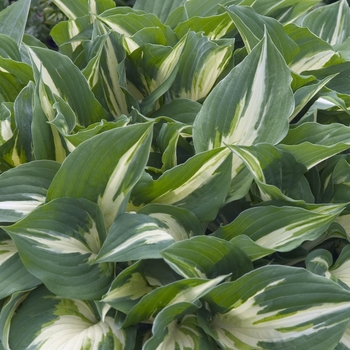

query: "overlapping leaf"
(3, 198), (114, 300)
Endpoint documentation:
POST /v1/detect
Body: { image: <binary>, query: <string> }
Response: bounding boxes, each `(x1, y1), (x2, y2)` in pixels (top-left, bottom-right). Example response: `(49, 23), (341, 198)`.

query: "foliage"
(2, 0), (350, 349)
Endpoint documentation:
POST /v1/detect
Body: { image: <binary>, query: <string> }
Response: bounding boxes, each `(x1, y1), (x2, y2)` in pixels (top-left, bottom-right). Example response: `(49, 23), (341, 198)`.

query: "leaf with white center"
(174, 13), (234, 40)
(83, 28), (130, 118)
(0, 0), (30, 45)
(123, 275), (228, 328)
(47, 122), (153, 228)
(144, 303), (216, 350)
(229, 143), (311, 202)
(0, 56), (33, 103)
(226, 5), (298, 63)
(102, 259), (180, 313)
(230, 235), (275, 261)
(133, 0), (186, 23)
(329, 245), (350, 289)
(0, 289), (32, 350)
(251, 0), (322, 24)
(9, 285), (135, 350)
(139, 204), (203, 239)
(0, 233), (40, 300)
(96, 213), (176, 263)
(193, 33), (293, 153)
(0, 160), (59, 222)
(50, 15), (91, 60)
(169, 31), (234, 101)
(0, 102), (13, 145)
(285, 24), (341, 74)
(98, 8), (176, 44)
(279, 122), (350, 169)
(131, 147), (232, 222)
(303, 0), (350, 46)
(3, 197), (114, 300)
(27, 45), (107, 127)
(128, 36), (186, 114)
(204, 265), (350, 350)
(305, 249), (334, 280)
(155, 121), (192, 171)
(214, 204), (345, 252)
(290, 75), (336, 122)
(161, 235), (253, 279)
(51, 0), (88, 19)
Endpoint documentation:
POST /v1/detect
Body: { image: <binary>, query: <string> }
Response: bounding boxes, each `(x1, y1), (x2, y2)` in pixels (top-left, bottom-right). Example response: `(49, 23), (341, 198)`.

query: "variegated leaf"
(0, 289), (32, 350)
(102, 259), (180, 314)
(3, 198), (114, 300)
(51, 0), (89, 19)
(95, 212), (176, 263)
(9, 286), (135, 350)
(303, 0), (350, 46)
(193, 33), (293, 153)
(0, 233), (40, 300)
(214, 204), (345, 252)
(123, 275), (228, 328)
(131, 147), (232, 222)
(0, 160), (59, 222)
(0, 0), (30, 45)
(169, 31), (234, 101)
(285, 23), (341, 74)
(47, 122), (153, 228)
(225, 4), (299, 63)
(161, 236), (252, 279)
(144, 303), (215, 350)
(204, 265), (350, 350)
(27, 45), (108, 127)
(83, 27), (130, 118)
(174, 13), (233, 40)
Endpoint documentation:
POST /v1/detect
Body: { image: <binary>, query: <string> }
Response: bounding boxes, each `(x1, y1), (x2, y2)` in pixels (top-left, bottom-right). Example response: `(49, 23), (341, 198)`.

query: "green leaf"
(285, 23), (340, 74)
(279, 122), (350, 169)
(27, 45), (107, 127)
(52, 0), (89, 19)
(0, 235), (40, 300)
(133, 0), (187, 23)
(123, 275), (227, 327)
(193, 33), (293, 152)
(303, 0), (350, 46)
(251, 0), (322, 24)
(102, 259), (180, 314)
(161, 236), (253, 279)
(144, 303), (215, 350)
(9, 286), (135, 350)
(131, 147), (232, 222)
(0, 34), (21, 61)
(204, 265), (350, 350)
(225, 4), (299, 63)
(48, 123), (153, 228)
(95, 212), (176, 262)
(83, 29), (130, 118)
(0, 160), (59, 222)
(0, 0), (30, 45)
(0, 289), (32, 350)
(228, 143), (310, 202)
(3, 198), (114, 300)
(169, 31), (234, 101)
(214, 204), (345, 252)
(174, 13), (234, 40)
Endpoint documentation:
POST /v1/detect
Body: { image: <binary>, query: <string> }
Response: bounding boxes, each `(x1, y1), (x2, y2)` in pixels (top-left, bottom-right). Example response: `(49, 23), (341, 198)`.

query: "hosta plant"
(3, 0), (350, 349)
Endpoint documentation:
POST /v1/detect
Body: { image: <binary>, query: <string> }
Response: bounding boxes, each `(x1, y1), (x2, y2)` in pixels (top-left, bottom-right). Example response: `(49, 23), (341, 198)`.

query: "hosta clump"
(3, 0), (350, 349)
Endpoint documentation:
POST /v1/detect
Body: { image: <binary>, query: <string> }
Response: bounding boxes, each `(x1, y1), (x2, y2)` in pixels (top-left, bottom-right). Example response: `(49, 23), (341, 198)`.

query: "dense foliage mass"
(2, 0), (350, 348)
